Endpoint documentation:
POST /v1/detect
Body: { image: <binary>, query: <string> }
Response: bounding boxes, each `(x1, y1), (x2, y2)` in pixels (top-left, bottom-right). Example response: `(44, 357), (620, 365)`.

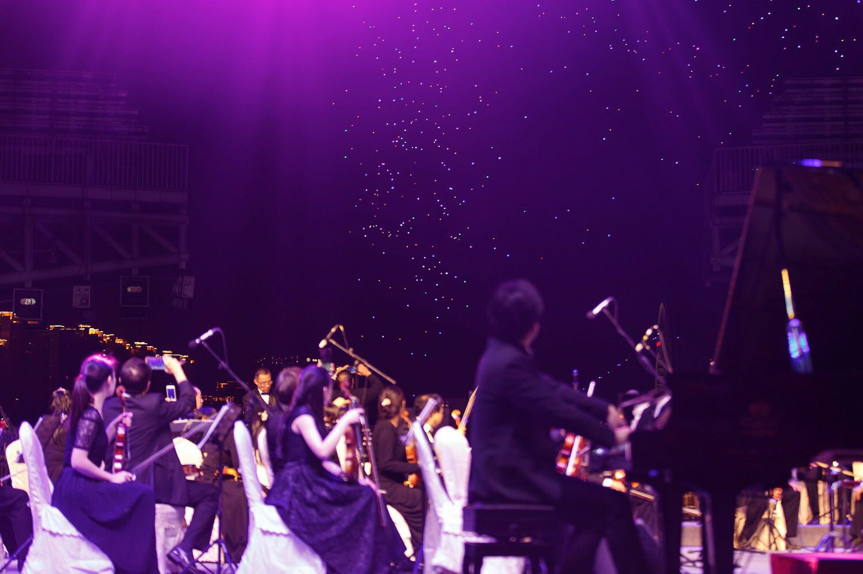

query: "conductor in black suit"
(242, 368), (276, 443)
(468, 279), (648, 574)
(104, 355), (218, 572)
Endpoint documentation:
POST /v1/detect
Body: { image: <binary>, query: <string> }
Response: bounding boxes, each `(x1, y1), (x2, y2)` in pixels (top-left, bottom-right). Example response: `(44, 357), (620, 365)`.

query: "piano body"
(628, 162), (863, 573)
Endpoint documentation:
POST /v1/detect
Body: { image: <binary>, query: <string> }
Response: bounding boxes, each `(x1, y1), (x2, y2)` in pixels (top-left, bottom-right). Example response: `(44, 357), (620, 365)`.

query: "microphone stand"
(323, 337), (397, 385)
(597, 306), (667, 386)
(184, 331), (263, 573)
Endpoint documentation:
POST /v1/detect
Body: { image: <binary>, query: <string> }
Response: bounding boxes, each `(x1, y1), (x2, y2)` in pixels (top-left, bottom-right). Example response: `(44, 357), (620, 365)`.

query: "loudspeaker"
(13, 288), (43, 321)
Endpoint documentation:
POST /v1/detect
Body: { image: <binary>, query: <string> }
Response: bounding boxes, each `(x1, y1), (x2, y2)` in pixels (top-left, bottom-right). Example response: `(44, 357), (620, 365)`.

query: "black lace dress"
(265, 406), (405, 573)
(52, 406), (158, 574)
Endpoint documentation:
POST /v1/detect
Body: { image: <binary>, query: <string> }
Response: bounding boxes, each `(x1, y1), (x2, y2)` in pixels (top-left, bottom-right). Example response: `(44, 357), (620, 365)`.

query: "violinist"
(373, 386), (425, 551)
(103, 356), (218, 573)
(265, 366), (405, 573)
(468, 279), (649, 574)
(52, 355), (158, 574)
(413, 393), (444, 444)
(334, 363), (387, 427)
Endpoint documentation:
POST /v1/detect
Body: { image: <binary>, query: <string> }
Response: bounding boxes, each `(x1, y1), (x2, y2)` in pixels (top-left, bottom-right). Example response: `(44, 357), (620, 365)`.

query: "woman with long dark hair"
(372, 385), (424, 551)
(265, 366), (405, 573)
(52, 354), (158, 574)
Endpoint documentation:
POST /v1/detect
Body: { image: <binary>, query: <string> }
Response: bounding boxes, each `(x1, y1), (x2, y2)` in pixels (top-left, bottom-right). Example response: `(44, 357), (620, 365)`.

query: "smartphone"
(145, 356), (185, 370)
(165, 385), (177, 402)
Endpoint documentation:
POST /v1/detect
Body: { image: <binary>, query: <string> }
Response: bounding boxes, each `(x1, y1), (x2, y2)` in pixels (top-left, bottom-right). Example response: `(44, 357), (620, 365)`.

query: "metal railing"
(714, 143), (863, 196)
(0, 135), (188, 191)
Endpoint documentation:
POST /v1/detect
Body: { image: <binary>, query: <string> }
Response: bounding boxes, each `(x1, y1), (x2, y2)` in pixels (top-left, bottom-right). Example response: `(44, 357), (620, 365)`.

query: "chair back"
(411, 421), (449, 512)
(234, 421), (264, 505)
(18, 423), (51, 524)
(173, 437), (203, 469)
(434, 427), (471, 507)
(5, 439), (28, 492)
(256, 429), (273, 489)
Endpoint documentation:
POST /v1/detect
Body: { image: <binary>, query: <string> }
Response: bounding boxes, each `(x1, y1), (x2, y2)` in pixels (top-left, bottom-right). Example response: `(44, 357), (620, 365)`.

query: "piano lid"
(712, 162), (863, 375)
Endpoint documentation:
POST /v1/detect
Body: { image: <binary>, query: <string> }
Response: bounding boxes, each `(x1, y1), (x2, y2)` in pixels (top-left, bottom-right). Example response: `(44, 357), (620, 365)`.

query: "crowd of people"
(1, 279), (862, 573)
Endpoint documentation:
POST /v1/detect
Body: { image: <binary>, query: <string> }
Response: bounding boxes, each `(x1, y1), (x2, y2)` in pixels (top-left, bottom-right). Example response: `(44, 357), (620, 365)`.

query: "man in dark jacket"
(468, 279), (647, 573)
(104, 356), (218, 572)
(242, 368), (276, 444)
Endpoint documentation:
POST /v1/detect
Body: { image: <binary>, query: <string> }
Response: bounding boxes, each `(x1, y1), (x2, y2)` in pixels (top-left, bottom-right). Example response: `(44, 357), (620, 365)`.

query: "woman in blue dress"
(266, 366), (405, 573)
(52, 354), (158, 574)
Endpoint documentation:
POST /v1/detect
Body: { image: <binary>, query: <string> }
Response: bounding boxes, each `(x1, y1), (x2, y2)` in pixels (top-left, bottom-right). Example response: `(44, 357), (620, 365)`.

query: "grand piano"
(627, 162), (863, 573)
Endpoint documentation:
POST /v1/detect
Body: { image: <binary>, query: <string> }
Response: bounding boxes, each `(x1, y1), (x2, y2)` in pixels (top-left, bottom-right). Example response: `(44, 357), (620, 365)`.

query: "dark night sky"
(1, 0), (860, 403)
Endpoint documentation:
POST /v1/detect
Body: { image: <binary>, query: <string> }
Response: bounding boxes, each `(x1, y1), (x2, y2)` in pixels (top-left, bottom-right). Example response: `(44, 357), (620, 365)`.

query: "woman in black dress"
(52, 355), (158, 574)
(372, 386), (425, 551)
(266, 366), (405, 573)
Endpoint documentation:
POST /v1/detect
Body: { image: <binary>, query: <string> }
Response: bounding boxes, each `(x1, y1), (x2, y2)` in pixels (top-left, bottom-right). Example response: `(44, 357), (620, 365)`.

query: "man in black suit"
(242, 368), (276, 443)
(468, 279), (647, 573)
(104, 356), (218, 572)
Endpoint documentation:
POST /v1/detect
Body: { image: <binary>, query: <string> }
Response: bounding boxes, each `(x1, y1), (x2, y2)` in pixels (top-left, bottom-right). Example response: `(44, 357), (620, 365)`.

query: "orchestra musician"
(265, 366), (405, 573)
(264, 366), (303, 476)
(373, 385), (425, 551)
(334, 363), (387, 427)
(468, 279), (649, 573)
(413, 393), (444, 444)
(103, 356), (218, 573)
(52, 355), (158, 574)
(243, 368), (277, 443)
(34, 387), (71, 484)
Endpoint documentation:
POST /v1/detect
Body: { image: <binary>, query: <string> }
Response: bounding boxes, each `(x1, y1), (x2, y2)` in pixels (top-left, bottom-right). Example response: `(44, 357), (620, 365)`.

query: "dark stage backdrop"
(0, 0), (860, 409)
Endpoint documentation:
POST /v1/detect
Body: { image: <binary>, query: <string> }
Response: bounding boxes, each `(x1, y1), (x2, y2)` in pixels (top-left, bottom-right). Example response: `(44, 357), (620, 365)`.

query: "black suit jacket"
(243, 389), (276, 441)
(103, 379), (196, 506)
(468, 338), (615, 505)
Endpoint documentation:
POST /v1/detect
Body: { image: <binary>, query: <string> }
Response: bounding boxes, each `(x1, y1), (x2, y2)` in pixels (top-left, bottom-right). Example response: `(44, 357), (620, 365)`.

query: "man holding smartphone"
(104, 355), (218, 572)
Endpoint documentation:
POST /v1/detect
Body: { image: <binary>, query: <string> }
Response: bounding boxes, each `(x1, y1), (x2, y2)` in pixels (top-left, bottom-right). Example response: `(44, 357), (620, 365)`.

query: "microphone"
(318, 324), (341, 349)
(586, 297), (614, 320)
(189, 328), (218, 349)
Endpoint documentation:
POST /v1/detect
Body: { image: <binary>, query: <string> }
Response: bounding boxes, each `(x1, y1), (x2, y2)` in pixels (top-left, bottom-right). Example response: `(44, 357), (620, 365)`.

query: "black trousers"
(797, 466), (822, 519)
(852, 496), (863, 540)
(219, 481), (249, 561)
(740, 489), (800, 542)
(555, 476), (648, 574)
(179, 481), (219, 552)
(0, 486), (32, 563)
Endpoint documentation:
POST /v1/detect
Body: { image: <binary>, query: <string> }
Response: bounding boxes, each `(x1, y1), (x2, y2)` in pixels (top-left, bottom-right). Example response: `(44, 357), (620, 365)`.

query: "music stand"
(180, 402), (242, 574)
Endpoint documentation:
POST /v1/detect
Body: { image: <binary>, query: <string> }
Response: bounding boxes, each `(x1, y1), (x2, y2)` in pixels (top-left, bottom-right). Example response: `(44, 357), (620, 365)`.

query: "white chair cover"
(18, 422), (113, 574)
(256, 429), (273, 490)
(5, 440), (28, 493)
(155, 504), (185, 574)
(233, 421), (324, 574)
(387, 505), (414, 557)
(421, 425), (524, 574)
(173, 437), (203, 474)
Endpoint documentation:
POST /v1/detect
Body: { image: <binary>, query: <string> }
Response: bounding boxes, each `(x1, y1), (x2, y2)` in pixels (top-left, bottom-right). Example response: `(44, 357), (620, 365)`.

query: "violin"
(112, 385), (128, 473)
(348, 396), (387, 526)
(555, 376), (595, 478)
(401, 409), (420, 488)
(343, 408), (361, 481)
